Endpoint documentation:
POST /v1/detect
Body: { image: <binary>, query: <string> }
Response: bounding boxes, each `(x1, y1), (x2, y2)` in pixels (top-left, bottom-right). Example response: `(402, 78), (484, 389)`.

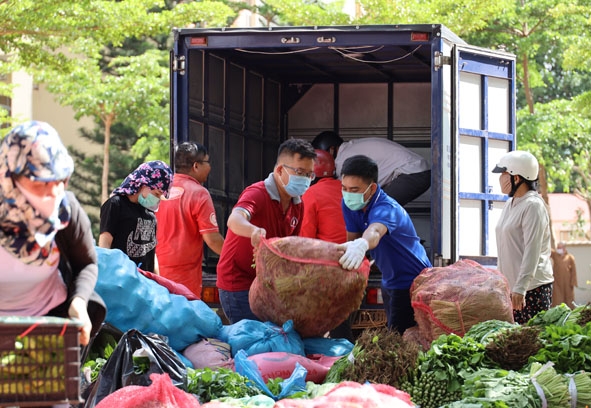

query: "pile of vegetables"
(77, 303), (591, 407)
(324, 304), (591, 408)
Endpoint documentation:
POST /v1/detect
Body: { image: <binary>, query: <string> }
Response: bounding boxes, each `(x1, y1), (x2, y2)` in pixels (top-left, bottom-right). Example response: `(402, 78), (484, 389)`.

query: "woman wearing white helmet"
(493, 150), (553, 324)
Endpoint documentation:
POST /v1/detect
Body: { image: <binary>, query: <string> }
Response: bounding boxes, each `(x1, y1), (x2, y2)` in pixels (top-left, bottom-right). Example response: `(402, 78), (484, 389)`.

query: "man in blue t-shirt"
(336, 154), (432, 334)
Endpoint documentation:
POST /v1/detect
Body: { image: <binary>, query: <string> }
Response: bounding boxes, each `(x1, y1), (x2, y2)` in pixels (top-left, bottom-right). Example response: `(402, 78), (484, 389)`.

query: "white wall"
(31, 83), (100, 155)
(566, 243), (591, 306)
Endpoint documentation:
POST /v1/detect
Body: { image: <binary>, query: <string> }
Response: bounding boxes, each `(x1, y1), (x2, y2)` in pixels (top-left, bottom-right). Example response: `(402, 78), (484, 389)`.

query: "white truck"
(169, 24), (517, 327)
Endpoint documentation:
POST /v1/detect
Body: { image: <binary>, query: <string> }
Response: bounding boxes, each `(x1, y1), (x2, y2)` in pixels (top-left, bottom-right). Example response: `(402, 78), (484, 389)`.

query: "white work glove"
(337, 238), (369, 270)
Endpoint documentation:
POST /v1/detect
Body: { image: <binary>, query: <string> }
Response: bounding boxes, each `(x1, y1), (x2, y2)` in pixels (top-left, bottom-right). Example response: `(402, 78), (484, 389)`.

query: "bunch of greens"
(528, 362), (569, 407)
(527, 304), (573, 327)
(398, 333), (489, 408)
(485, 326), (542, 371)
(452, 368), (541, 408)
(325, 328), (419, 387)
(186, 367), (260, 403)
(265, 377), (307, 399)
(81, 335), (118, 382)
(465, 320), (518, 345)
(529, 323), (591, 373)
(566, 371), (591, 408)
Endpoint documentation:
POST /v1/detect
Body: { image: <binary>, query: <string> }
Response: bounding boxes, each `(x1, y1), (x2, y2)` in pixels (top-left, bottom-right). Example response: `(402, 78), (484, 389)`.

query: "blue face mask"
(342, 183), (372, 211)
(282, 174), (311, 197)
(138, 191), (161, 211)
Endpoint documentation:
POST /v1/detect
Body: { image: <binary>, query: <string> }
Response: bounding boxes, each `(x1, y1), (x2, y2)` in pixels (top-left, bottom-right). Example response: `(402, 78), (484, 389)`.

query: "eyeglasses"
(283, 164), (316, 181)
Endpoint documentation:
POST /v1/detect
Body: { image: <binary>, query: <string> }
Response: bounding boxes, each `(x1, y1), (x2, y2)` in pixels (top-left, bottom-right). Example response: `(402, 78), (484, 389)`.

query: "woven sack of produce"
(250, 236), (371, 338)
(410, 259), (514, 342)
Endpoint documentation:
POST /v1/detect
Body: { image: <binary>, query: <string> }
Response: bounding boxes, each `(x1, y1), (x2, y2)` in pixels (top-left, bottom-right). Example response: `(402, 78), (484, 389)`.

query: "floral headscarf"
(112, 160), (172, 198)
(0, 121), (74, 265)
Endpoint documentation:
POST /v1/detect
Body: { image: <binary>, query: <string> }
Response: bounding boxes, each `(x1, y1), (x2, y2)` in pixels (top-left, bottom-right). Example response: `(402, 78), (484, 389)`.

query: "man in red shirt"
(300, 149), (347, 243)
(301, 149), (352, 340)
(216, 139), (316, 324)
(156, 142), (224, 298)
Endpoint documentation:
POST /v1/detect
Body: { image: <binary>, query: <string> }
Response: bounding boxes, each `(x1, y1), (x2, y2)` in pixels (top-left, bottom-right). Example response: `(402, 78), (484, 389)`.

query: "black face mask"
(508, 175), (525, 197)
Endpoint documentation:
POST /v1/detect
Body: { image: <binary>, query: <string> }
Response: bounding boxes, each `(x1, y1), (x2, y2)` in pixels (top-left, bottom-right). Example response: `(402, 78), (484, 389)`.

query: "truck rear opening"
(171, 24), (516, 330)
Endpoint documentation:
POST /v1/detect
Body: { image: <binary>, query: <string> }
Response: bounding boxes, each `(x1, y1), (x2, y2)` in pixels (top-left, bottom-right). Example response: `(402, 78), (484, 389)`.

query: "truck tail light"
(365, 288), (383, 305)
(201, 286), (220, 303)
(190, 37), (207, 46)
(411, 32), (429, 42)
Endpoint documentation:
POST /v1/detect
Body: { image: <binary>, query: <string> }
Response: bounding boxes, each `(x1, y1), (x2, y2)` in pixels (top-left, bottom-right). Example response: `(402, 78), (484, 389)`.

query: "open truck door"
(447, 44), (516, 267)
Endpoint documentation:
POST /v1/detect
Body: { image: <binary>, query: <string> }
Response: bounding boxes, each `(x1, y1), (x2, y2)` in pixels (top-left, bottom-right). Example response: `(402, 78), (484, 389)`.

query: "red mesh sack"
(95, 373), (200, 408)
(410, 259), (514, 342)
(250, 237), (370, 338)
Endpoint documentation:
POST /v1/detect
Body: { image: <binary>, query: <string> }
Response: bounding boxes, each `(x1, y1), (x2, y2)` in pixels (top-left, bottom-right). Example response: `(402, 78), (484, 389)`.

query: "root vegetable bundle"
(411, 259), (514, 343)
(250, 237), (370, 338)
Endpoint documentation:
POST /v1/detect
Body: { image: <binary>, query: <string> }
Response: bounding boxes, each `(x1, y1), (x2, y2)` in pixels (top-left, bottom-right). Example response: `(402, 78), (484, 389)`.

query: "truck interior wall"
(287, 81), (433, 256)
(185, 49), (437, 269)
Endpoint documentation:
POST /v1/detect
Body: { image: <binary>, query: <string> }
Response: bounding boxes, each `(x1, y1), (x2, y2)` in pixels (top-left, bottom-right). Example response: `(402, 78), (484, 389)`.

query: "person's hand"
(337, 238), (369, 270)
(510, 292), (526, 311)
(68, 296), (92, 346)
(251, 227), (266, 247)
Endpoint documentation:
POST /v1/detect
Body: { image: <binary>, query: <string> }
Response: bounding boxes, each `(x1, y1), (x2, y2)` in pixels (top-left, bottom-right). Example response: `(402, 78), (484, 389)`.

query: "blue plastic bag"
(234, 350), (307, 400)
(218, 319), (305, 357)
(302, 336), (354, 357)
(95, 247), (222, 351)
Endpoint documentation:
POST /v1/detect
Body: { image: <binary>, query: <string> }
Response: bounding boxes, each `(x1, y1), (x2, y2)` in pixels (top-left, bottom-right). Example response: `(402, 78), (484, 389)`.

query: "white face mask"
(15, 180), (65, 220)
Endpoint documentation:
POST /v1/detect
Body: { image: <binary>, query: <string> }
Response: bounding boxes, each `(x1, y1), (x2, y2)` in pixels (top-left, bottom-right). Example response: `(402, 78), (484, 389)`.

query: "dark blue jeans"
(219, 289), (259, 324)
(381, 287), (416, 334)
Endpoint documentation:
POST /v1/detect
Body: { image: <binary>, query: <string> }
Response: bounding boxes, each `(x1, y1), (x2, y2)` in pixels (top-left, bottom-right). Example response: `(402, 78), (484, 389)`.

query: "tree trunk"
(522, 53), (535, 115)
(101, 114), (113, 204)
(538, 163), (555, 249)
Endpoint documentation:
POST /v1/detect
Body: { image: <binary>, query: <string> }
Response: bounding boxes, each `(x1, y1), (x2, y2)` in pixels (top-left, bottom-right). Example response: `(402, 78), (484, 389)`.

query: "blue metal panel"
(430, 36), (444, 264)
(455, 45), (516, 262)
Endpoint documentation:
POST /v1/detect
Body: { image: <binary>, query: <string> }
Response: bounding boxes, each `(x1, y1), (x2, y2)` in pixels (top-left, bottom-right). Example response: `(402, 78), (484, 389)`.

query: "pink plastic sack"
(95, 373), (200, 408)
(182, 338), (234, 370)
(274, 381), (413, 407)
(248, 352), (341, 384)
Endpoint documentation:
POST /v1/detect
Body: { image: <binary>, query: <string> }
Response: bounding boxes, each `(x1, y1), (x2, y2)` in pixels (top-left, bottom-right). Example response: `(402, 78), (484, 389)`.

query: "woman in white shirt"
(493, 150), (553, 324)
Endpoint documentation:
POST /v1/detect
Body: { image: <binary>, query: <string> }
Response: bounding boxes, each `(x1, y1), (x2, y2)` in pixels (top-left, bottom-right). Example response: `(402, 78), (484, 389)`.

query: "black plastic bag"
(83, 329), (187, 408)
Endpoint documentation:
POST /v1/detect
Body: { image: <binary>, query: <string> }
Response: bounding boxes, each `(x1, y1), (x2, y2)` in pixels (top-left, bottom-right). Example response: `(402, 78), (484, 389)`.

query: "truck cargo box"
(170, 24), (517, 323)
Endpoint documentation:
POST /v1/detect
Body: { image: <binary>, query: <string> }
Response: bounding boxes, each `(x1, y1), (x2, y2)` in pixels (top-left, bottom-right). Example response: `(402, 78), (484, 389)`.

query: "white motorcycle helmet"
(492, 150), (539, 181)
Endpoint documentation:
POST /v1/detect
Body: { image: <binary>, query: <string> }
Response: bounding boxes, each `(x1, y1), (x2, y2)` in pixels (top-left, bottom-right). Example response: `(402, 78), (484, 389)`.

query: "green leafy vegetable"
(529, 323), (591, 373)
(186, 367), (260, 403)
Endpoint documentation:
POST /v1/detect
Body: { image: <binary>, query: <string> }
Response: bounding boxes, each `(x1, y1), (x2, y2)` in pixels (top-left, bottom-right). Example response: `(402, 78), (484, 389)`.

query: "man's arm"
(358, 222), (387, 250)
(98, 232), (113, 248)
(227, 208), (266, 247)
(339, 223), (387, 270)
(203, 232), (224, 255)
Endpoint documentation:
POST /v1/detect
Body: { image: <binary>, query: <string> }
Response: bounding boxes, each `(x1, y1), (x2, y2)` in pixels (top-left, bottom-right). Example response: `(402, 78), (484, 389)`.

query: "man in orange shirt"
(156, 142), (224, 298)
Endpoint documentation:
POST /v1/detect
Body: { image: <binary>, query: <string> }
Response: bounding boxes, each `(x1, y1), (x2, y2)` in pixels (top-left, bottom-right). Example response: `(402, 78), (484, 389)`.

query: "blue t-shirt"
(342, 186), (431, 290)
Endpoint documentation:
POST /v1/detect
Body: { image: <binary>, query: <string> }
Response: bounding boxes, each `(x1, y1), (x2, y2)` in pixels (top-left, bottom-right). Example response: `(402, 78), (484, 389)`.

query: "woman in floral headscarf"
(0, 121), (105, 346)
(98, 160), (172, 273)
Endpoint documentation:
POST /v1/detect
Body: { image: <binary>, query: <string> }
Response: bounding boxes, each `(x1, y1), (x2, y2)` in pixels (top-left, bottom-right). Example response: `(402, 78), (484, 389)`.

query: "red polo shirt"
(300, 177), (347, 244)
(156, 173), (219, 297)
(216, 174), (303, 292)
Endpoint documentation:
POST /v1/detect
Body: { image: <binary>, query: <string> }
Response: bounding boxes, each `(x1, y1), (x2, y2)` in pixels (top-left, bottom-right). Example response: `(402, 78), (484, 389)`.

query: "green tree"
(461, 0), (591, 114)
(40, 50), (169, 203)
(3, 0), (236, 201)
